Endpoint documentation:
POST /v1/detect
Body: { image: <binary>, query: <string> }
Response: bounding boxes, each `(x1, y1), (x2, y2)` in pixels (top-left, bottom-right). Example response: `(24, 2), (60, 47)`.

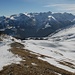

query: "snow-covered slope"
(0, 24), (75, 73)
(24, 25), (75, 73)
(51, 25), (75, 40)
(0, 35), (22, 70)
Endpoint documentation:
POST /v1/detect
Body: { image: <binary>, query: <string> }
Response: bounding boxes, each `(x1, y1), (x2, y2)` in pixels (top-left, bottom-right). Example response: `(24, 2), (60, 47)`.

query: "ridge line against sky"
(0, 0), (75, 16)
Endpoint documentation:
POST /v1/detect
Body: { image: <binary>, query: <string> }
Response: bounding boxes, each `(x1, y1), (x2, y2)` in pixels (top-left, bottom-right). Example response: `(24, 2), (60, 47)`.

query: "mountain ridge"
(0, 11), (75, 39)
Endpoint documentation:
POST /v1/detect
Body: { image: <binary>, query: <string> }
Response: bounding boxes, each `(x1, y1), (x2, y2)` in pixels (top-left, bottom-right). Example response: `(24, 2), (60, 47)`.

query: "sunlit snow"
(0, 36), (22, 70)
(24, 25), (75, 73)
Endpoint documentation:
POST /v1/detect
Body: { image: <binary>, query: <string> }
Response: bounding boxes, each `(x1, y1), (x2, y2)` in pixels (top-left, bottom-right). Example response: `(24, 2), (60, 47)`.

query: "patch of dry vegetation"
(0, 42), (75, 75)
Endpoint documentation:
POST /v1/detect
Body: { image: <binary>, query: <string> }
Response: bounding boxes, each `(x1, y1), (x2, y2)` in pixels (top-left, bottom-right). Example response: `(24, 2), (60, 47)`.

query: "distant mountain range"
(0, 11), (75, 39)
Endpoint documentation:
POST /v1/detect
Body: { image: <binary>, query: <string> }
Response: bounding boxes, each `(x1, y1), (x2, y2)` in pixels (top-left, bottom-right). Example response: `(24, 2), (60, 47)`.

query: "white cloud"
(44, 4), (75, 8)
(44, 4), (75, 14)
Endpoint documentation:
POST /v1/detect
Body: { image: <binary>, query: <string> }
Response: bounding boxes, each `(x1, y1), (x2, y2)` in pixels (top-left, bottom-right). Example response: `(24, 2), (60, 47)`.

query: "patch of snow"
(10, 16), (15, 20)
(31, 63), (37, 66)
(24, 13), (31, 17)
(0, 44), (22, 70)
(45, 23), (51, 28)
(48, 15), (57, 21)
(0, 36), (22, 71)
(0, 29), (5, 31)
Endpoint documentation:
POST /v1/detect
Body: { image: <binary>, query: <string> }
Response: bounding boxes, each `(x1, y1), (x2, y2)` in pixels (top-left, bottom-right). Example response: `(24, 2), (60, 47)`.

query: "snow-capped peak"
(48, 15), (56, 21)
(10, 16), (15, 20)
(24, 13), (31, 17)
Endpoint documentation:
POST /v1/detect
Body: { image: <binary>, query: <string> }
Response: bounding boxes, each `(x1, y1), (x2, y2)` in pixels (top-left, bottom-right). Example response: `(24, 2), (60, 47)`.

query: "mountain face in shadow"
(0, 11), (75, 39)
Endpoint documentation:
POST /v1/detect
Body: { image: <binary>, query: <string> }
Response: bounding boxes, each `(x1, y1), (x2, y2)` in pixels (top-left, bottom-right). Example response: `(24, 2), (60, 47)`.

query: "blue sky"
(0, 0), (75, 16)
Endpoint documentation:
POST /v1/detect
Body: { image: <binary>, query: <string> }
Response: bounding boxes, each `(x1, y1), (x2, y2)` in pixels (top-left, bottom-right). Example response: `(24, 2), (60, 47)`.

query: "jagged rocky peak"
(0, 11), (75, 38)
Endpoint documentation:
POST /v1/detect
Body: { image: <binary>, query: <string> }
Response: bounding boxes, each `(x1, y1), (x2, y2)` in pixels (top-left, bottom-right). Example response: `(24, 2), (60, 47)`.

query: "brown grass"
(0, 42), (75, 75)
